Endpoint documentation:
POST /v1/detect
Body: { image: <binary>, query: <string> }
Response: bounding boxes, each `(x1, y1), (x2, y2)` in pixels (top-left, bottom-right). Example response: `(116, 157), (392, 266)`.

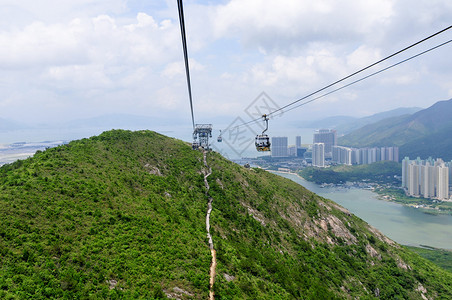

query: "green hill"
(400, 126), (452, 161)
(299, 161), (401, 184)
(1, 130), (451, 299)
(339, 98), (452, 159)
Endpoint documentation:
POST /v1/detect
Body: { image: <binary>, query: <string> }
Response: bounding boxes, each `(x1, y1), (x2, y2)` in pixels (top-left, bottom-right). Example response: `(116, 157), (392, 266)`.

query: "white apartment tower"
(271, 137), (288, 158)
(408, 163), (420, 196)
(312, 143), (325, 167)
(313, 129), (337, 155)
(404, 157), (450, 201)
(437, 163), (449, 200)
(296, 136), (302, 148)
(402, 157), (410, 188)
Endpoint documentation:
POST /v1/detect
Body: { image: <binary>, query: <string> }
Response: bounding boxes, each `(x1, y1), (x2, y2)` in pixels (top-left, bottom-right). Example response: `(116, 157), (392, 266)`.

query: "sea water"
(275, 172), (452, 250)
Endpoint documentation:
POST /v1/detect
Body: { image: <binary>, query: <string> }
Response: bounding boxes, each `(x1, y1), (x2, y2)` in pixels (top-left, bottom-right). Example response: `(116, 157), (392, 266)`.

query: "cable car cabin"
(217, 130), (222, 142)
(192, 141), (200, 150)
(255, 135), (271, 151)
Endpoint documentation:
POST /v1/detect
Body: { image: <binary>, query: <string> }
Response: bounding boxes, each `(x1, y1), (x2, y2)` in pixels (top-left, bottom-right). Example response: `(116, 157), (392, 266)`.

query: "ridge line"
(202, 150), (216, 300)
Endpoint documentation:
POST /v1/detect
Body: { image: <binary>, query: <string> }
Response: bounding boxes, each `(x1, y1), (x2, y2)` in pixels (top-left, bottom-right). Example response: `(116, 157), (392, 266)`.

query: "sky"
(0, 0), (451, 143)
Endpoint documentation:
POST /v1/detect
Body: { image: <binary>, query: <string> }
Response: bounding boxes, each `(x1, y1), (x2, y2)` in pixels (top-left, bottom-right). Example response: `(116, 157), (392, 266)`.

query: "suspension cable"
(274, 39), (452, 117)
(267, 25), (452, 118)
(222, 36), (452, 132)
(177, 0), (196, 130)
(221, 26), (452, 133)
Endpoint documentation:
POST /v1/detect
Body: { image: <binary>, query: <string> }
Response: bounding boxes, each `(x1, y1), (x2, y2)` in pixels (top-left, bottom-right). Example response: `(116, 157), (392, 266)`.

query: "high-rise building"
(312, 143), (325, 167)
(313, 129), (337, 155)
(332, 146), (352, 165)
(381, 146), (399, 162)
(437, 163), (449, 200)
(288, 145), (297, 157)
(403, 157), (450, 201)
(428, 163), (436, 198)
(331, 146), (399, 166)
(420, 162), (429, 197)
(271, 137), (288, 157)
(352, 148), (361, 165)
(297, 147), (307, 158)
(296, 136), (302, 148)
(408, 163), (420, 196)
(402, 157), (410, 188)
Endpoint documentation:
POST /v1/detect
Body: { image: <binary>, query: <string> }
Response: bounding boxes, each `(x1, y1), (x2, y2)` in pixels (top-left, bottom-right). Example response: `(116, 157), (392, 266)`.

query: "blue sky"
(0, 0), (451, 133)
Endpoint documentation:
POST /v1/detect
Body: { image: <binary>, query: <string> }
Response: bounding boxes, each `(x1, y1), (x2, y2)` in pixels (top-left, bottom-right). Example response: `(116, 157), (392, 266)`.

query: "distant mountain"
(297, 107), (421, 134)
(296, 115), (357, 129)
(335, 107), (422, 134)
(400, 126), (452, 161)
(0, 117), (28, 131)
(339, 98), (452, 160)
(61, 114), (170, 129)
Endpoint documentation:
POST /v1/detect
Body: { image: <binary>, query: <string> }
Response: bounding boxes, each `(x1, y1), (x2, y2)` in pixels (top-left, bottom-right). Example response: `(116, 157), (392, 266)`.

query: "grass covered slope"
(0, 130), (211, 298)
(0, 130), (451, 299)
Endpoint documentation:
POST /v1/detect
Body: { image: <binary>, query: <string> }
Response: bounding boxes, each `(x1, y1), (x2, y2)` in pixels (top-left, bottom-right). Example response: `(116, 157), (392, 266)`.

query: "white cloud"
(0, 0), (451, 127)
(213, 0), (394, 53)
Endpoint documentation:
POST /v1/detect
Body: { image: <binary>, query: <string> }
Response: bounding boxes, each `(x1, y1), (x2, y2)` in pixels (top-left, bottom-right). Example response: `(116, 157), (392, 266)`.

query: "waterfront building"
(352, 148), (361, 165)
(333, 146), (399, 166)
(408, 163), (420, 196)
(403, 157), (450, 201)
(402, 157), (410, 188)
(312, 143), (325, 167)
(332, 146), (352, 165)
(437, 163), (449, 200)
(271, 137), (288, 157)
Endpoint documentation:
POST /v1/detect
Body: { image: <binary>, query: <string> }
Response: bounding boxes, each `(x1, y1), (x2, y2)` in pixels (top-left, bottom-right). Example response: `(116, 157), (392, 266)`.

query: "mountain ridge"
(0, 130), (450, 298)
(339, 98), (452, 159)
(295, 107), (422, 134)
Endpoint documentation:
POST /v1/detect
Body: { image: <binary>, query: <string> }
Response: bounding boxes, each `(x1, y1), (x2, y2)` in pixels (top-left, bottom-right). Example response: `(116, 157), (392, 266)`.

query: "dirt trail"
(202, 151), (216, 300)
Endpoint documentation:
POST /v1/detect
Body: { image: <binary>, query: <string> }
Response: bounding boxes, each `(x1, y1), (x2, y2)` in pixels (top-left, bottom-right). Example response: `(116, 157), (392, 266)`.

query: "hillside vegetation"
(339, 98), (452, 160)
(0, 130), (451, 299)
(406, 246), (452, 273)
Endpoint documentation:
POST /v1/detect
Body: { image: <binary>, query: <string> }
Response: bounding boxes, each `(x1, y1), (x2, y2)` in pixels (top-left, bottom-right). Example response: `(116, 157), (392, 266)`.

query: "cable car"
(255, 114), (271, 152)
(217, 130), (222, 142)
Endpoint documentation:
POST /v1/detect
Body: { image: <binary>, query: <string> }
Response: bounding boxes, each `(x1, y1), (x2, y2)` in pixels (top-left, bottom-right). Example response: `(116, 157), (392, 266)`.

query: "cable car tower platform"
(192, 124), (212, 150)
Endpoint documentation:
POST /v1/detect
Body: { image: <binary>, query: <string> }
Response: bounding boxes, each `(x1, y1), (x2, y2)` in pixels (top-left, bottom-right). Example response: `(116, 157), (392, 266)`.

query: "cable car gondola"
(217, 130), (222, 142)
(255, 114), (271, 152)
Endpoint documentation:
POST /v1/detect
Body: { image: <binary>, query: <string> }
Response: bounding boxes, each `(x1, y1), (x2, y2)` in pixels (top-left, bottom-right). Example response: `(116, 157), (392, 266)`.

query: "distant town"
(234, 128), (451, 202)
(235, 129), (398, 168)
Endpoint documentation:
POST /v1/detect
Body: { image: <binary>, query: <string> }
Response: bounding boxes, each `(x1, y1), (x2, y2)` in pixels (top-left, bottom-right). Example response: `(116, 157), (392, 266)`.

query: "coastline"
(270, 169), (452, 216)
(272, 169), (452, 252)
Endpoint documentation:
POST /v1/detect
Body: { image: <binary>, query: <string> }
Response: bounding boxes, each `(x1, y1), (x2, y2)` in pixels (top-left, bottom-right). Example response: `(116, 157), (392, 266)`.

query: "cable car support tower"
(192, 124), (213, 150)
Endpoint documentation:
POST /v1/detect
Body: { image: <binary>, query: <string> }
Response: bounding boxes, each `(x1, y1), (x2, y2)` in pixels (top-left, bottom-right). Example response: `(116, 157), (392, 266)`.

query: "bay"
(274, 171), (452, 250)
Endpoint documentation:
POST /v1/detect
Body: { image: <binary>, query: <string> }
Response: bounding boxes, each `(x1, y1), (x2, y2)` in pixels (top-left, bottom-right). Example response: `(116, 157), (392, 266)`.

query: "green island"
(1, 130), (451, 299)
